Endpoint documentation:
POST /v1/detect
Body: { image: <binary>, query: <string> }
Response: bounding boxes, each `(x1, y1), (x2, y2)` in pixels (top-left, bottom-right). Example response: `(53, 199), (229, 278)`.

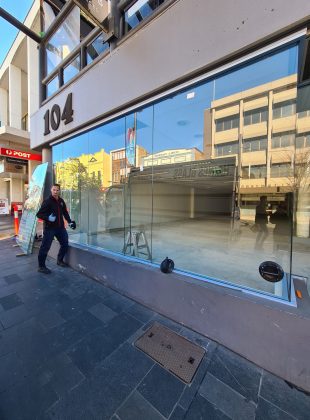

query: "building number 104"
(43, 93), (74, 135)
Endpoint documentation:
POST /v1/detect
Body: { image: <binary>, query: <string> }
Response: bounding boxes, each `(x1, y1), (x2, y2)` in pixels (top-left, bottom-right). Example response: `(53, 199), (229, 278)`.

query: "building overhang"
(0, 126), (30, 147)
(0, 172), (28, 181)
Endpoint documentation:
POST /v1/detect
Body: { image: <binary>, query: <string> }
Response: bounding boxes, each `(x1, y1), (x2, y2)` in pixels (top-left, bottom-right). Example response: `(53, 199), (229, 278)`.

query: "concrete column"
(42, 147), (53, 199)
(9, 64), (22, 129)
(267, 90), (273, 183)
(189, 187), (195, 218)
(27, 37), (39, 130)
(10, 178), (24, 203)
(211, 108), (216, 158)
(0, 88), (8, 126)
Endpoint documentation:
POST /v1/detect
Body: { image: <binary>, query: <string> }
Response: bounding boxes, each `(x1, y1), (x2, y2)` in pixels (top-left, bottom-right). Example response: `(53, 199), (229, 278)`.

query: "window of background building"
(296, 132), (310, 148)
(243, 137), (267, 152)
(271, 163), (293, 177)
(298, 110), (310, 118)
(215, 115), (239, 132)
(242, 165), (267, 179)
(244, 107), (268, 125)
(272, 131), (295, 148)
(273, 99), (296, 119)
(215, 141), (239, 156)
(124, 0), (167, 33)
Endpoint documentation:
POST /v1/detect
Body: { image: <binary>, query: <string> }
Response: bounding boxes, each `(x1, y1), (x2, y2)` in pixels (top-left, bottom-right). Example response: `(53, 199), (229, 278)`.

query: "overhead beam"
(0, 6), (42, 44)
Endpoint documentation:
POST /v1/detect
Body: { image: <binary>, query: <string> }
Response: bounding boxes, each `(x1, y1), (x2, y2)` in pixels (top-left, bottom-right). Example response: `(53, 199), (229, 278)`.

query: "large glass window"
(215, 115), (239, 132)
(271, 131), (295, 149)
(45, 5), (95, 76)
(243, 137), (267, 152)
(273, 99), (296, 119)
(215, 141), (239, 156)
(244, 107), (268, 125)
(270, 163), (293, 178)
(296, 132), (310, 148)
(53, 42), (304, 301)
(242, 165), (267, 179)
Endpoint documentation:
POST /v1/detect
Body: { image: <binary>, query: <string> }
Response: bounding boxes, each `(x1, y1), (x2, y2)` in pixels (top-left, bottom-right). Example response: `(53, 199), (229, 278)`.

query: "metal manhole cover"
(135, 322), (205, 383)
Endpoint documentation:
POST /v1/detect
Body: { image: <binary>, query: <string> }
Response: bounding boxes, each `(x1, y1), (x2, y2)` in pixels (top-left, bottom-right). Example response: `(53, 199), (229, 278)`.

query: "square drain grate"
(135, 322), (205, 383)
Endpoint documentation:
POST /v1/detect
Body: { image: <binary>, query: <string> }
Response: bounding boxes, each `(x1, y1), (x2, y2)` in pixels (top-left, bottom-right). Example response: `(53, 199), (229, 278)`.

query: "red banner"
(0, 147), (42, 161)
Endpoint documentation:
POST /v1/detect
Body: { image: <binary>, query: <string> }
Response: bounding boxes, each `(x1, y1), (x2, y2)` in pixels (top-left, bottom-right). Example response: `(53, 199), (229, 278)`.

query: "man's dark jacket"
(36, 195), (72, 229)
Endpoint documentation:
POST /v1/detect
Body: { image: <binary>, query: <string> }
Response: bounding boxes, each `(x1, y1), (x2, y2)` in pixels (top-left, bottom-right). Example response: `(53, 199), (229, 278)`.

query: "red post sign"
(0, 147), (42, 161)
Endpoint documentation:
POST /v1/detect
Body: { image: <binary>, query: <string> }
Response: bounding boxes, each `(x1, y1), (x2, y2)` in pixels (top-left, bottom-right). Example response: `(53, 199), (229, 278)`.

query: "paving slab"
(0, 238), (309, 419)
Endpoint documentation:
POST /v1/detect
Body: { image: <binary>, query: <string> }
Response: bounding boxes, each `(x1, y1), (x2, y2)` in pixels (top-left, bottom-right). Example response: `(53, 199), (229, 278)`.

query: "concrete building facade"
(30, 0), (310, 391)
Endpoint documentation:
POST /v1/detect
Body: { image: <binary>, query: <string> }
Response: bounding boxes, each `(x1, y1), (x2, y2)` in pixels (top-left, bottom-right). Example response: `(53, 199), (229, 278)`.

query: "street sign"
(0, 198), (9, 215)
(6, 157), (28, 165)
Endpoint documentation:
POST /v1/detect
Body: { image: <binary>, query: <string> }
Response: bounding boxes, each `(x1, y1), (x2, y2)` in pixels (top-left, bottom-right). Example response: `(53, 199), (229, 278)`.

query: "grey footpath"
(0, 238), (309, 420)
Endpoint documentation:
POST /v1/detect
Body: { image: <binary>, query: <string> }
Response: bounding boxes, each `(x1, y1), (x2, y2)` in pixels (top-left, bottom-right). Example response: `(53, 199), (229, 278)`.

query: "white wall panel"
(31, 0), (310, 148)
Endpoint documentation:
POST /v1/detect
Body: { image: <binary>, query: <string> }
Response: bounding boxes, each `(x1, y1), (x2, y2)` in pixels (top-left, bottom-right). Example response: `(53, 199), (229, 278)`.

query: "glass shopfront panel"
(53, 41), (307, 301)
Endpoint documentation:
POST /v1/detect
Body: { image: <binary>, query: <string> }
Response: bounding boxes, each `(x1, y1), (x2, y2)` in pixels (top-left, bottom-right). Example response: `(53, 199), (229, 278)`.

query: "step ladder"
(123, 230), (151, 260)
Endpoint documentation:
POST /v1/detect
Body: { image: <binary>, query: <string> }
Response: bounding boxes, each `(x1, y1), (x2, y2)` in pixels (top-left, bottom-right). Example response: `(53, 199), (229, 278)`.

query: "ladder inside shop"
(123, 230), (151, 260)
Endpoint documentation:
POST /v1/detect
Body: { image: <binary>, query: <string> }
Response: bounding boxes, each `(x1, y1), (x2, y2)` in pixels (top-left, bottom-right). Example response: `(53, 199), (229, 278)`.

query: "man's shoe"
(38, 266), (51, 274)
(57, 260), (68, 267)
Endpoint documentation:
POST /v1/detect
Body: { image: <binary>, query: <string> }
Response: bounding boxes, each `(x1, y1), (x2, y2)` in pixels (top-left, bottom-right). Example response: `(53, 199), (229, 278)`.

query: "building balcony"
(272, 115), (296, 133)
(241, 150), (267, 165)
(0, 125), (30, 147)
(297, 116), (310, 133)
(243, 122), (267, 139)
(214, 128), (238, 143)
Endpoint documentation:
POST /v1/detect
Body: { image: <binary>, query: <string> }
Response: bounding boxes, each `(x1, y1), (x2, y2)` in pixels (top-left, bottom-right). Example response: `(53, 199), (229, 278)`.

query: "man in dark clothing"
(36, 184), (76, 274)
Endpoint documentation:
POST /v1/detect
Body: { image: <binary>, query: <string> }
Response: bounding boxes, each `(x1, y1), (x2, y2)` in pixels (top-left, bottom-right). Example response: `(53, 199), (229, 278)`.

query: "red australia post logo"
(0, 147), (42, 161)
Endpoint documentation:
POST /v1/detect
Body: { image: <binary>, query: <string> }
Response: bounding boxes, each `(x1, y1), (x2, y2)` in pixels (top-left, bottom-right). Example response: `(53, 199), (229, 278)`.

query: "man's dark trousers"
(38, 227), (68, 267)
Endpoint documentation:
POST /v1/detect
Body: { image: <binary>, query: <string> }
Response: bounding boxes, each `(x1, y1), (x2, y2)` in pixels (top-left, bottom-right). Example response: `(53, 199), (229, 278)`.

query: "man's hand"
(69, 221), (76, 230)
(48, 213), (56, 222)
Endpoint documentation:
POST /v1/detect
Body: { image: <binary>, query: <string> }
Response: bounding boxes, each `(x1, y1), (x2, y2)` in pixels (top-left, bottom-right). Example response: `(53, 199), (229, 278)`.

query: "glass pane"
(210, 44), (297, 299)
(124, 108), (153, 261)
(252, 111), (260, 124)
(53, 143), (63, 183)
(214, 45), (297, 99)
(244, 114), (251, 126)
(293, 84), (310, 286)
(273, 106), (281, 119)
(61, 133), (89, 245)
(46, 6), (80, 75)
(63, 55), (80, 84)
(46, 76), (59, 98)
(86, 34), (109, 64)
(88, 118), (126, 253)
(124, 0), (166, 33)
(152, 80), (215, 271)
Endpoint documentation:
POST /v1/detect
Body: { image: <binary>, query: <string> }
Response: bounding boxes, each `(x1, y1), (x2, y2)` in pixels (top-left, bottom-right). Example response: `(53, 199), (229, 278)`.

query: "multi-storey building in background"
(205, 74), (310, 231)
(0, 0), (41, 212)
(111, 144), (148, 185)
